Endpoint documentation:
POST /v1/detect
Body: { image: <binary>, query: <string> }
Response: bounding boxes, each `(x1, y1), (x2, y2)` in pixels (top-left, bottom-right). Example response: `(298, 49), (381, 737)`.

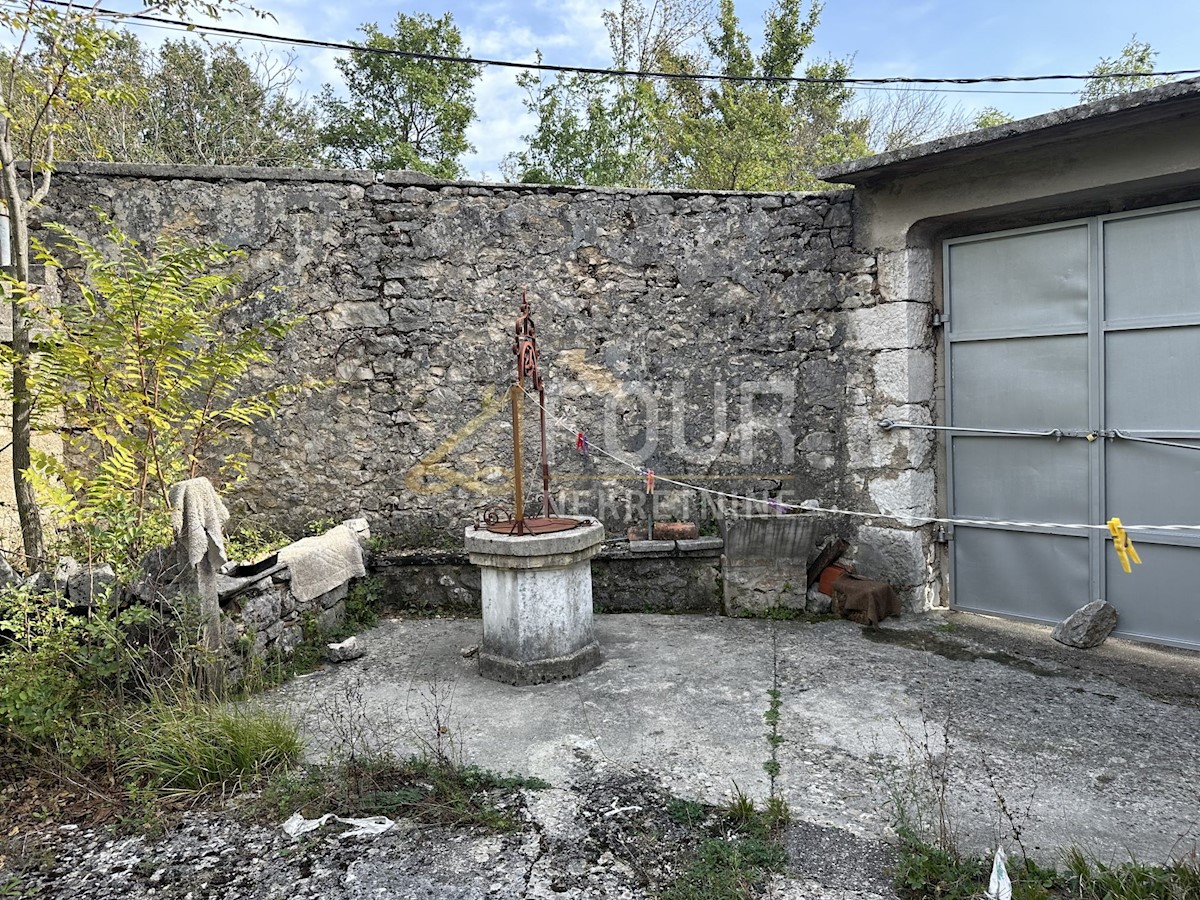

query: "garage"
(945, 203), (1200, 649)
(820, 80), (1200, 648)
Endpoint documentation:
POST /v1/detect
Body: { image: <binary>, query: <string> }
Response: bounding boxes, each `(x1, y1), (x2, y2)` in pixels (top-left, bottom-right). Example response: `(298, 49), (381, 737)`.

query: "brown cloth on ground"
(830, 573), (901, 626)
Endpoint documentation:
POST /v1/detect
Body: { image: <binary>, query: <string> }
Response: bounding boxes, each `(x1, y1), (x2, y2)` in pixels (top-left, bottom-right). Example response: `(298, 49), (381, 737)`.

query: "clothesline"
(515, 385), (1200, 536)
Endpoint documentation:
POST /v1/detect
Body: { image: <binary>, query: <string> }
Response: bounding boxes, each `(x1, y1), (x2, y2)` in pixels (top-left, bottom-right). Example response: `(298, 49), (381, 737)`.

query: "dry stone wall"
(36, 164), (936, 607)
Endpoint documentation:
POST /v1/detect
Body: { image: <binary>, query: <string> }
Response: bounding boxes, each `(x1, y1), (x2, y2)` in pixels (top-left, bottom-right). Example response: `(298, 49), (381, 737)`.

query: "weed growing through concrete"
(661, 626), (794, 900)
(763, 625), (785, 805)
(884, 706), (1200, 899)
(260, 673), (547, 833)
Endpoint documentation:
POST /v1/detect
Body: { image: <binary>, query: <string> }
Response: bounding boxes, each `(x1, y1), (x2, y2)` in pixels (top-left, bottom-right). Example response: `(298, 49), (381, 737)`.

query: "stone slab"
(627, 540), (675, 555)
(676, 537), (725, 553)
(464, 520), (605, 559)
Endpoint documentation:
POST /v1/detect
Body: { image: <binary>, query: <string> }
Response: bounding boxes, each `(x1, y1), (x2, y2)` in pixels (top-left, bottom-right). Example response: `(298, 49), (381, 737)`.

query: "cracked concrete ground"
(18, 609), (1199, 899)
(269, 610), (1200, 867)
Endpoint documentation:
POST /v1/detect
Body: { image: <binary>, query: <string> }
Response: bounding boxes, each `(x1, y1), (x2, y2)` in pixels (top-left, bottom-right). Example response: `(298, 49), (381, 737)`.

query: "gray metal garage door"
(944, 202), (1200, 650)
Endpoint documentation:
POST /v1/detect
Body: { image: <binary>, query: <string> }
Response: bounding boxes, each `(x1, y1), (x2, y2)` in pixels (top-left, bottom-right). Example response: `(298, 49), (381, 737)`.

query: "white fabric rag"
(168, 476), (230, 568)
(277, 524), (367, 602)
(281, 812), (393, 839)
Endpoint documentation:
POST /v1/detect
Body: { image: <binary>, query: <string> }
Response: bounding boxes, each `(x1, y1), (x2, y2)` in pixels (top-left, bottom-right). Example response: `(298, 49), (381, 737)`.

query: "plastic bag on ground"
(987, 846), (1012, 900)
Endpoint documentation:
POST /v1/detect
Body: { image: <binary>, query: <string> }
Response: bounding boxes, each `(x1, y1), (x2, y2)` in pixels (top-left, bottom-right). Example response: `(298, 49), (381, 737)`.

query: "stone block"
(676, 537), (725, 554)
(846, 302), (931, 351)
(53, 557), (81, 595)
(67, 565), (117, 607)
(873, 349), (935, 405)
(317, 597), (346, 633)
(876, 248), (933, 303)
(853, 526), (929, 592)
(847, 418), (934, 471)
(328, 301), (388, 329)
(722, 558), (808, 616)
(1052, 600), (1118, 649)
(628, 540), (675, 555)
(240, 589), (282, 632)
(868, 469), (936, 523)
(325, 636), (366, 663)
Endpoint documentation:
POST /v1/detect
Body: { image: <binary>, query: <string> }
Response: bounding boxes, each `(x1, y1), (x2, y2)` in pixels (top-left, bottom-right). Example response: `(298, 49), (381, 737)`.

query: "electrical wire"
(21, 0), (1200, 90)
(517, 385), (1200, 535)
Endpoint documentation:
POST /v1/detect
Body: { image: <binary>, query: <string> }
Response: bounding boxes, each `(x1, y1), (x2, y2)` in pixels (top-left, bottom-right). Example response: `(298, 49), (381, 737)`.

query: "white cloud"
(463, 62), (537, 182)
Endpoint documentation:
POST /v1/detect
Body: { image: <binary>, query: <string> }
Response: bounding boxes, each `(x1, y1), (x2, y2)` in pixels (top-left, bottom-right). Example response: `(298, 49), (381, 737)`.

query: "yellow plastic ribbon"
(1108, 517), (1142, 574)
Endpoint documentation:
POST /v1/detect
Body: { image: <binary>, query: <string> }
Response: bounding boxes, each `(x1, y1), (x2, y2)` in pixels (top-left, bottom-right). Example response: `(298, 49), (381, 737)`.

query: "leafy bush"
(0, 583), (85, 747)
(14, 214), (298, 576)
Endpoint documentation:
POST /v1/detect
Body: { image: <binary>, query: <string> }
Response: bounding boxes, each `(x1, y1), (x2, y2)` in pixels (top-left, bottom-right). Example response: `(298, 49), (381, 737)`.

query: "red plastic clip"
(645, 469), (655, 494)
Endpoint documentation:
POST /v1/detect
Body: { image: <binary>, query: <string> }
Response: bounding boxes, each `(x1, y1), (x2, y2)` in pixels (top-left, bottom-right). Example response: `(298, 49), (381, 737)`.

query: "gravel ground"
(5, 753), (897, 900)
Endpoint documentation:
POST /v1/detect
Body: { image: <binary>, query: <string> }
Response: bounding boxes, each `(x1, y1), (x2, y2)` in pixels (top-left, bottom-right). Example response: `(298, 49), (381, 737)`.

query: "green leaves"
(318, 12), (480, 176)
(23, 215), (297, 575)
(505, 0), (866, 190)
(1079, 37), (1170, 104)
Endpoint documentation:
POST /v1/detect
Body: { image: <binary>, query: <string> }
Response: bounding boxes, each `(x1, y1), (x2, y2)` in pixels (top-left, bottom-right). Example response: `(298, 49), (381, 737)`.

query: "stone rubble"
(8, 756), (897, 900)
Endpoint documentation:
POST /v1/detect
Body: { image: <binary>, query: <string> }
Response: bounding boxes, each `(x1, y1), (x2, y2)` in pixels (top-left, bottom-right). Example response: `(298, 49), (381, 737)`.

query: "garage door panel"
(1106, 441), (1200, 535)
(950, 335), (1089, 430)
(948, 205), (1200, 651)
(952, 436), (1089, 523)
(1105, 542), (1200, 648)
(954, 528), (1090, 622)
(1106, 326), (1200, 430)
(948, 225), (1089, 334)
(1104, 206), (1200, 323)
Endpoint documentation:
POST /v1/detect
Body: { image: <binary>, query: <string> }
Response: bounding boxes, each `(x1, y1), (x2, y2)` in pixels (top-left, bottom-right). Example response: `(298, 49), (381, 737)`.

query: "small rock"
(68, 564), (117, 607)
(0, 553), (20, 588)
(1052, 599), (1118, 649)
(325, 636), (365, 662)
(806, 584), (832, 614)
(53, 556), (82, 595)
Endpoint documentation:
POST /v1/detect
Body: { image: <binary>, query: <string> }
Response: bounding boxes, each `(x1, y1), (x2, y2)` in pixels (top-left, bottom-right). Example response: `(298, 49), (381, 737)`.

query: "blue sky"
(122, 0), (1200, 180)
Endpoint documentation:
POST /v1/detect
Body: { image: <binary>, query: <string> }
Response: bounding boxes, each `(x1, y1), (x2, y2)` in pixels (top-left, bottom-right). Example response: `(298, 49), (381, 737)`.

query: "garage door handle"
(878, 420), (1077, 439)
(1111, 430), (1200, 452)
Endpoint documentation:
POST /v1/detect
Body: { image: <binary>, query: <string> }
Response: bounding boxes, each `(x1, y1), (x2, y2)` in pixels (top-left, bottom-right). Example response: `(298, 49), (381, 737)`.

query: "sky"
(115, 0), (1200, 181)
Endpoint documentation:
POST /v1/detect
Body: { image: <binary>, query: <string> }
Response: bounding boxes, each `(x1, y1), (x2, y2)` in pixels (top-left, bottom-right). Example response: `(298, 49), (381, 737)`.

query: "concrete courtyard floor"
(270, 608), (1200, 869)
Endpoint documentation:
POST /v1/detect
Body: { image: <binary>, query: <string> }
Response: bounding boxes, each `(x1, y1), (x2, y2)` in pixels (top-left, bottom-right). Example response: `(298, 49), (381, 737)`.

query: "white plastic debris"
(986, 846), (1012, 900)
(281, 812), (394, 839)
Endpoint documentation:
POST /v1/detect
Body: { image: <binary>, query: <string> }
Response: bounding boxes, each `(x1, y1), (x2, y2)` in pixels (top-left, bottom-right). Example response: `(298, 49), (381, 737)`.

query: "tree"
(503, 67), (656, 186)
(1079, 36), (1169, 104)
(507, 0), (865, 190)
(0, 0), (249, 568)
(970, 106), (1014, 129)
(857, 87), (972, 152)
(504, 0), (709, 187)
(318, 13), (479, 177)
(663, 0), (866, 190)
(140, 39), (319, 167)
(7, 34), (320, 166)
(19, 217), (292, 575)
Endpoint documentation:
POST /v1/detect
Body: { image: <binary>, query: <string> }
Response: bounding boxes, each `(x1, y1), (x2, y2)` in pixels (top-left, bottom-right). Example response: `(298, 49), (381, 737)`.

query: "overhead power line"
(21, 0), (1200, 88)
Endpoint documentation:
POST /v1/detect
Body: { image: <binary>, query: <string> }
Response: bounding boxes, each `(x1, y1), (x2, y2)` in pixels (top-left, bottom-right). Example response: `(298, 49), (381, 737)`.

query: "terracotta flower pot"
(818, 563), (851, 595)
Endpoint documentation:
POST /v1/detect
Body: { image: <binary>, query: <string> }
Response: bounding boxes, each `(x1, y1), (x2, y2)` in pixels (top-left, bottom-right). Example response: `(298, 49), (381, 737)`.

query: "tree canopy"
(1079, 36), (1170, 104)
(318, 12), (480, 177)
(3, 33), (320, 166)
(506, 0), (867, 191)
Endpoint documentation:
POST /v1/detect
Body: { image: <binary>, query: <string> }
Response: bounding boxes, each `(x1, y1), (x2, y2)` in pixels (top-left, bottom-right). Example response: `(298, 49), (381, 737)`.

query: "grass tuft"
(119, 695), (301, 794)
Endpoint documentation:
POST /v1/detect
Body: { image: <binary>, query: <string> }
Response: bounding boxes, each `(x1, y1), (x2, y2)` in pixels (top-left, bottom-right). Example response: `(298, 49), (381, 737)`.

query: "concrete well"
(464, 519), (605, 685)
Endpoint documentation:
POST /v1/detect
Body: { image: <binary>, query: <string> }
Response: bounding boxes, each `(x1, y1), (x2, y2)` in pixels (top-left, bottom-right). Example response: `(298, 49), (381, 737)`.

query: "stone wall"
(33, 164), (937, 608)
